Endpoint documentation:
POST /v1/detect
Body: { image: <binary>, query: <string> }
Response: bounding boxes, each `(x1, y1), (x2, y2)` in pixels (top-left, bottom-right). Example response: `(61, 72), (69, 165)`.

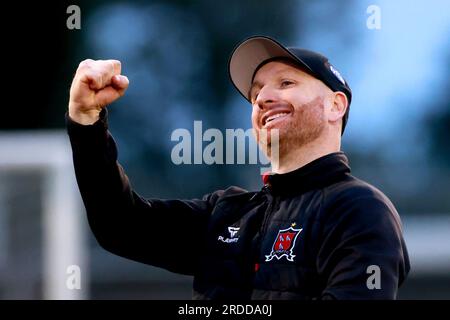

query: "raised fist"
(68, 59), (129, 125)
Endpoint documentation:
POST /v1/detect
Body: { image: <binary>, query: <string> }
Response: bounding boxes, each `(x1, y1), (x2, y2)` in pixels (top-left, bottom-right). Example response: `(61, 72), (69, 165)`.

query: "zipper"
(254, 184), (279, 266)
(249, 184), (270, 201)
(260, 185), (278, 239)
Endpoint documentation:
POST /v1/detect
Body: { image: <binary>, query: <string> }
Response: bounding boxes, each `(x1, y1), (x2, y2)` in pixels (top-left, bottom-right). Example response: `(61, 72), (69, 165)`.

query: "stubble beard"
(261, 96), (326, 160)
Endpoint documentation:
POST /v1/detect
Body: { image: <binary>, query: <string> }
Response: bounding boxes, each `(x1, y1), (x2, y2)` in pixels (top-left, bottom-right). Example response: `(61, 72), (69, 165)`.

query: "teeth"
(265, 112), (289, 125)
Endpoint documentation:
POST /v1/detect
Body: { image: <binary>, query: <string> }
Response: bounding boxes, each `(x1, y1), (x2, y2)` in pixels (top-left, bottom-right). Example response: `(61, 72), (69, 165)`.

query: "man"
(66, 36), (410, 299)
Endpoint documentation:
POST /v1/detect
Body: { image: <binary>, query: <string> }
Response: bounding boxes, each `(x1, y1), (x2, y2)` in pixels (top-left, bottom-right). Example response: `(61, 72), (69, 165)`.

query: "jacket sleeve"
(317, 191), (410, 300)
(66, 108), (220, 275)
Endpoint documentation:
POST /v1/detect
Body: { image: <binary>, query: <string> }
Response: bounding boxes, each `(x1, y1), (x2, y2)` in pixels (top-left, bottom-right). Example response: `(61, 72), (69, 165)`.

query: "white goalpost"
(0, 130), (87, 299)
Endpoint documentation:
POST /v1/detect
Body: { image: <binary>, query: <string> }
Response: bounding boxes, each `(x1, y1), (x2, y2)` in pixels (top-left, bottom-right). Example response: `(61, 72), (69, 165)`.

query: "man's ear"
(329, 91), (348, 123)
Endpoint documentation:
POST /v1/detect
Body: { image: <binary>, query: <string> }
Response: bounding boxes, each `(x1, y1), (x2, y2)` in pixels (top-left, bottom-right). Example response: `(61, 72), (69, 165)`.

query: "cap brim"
(228, 36), (312, 102)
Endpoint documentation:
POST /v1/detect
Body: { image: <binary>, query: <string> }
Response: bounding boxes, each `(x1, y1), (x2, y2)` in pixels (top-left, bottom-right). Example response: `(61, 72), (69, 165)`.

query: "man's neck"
(270, 137), (341, 174)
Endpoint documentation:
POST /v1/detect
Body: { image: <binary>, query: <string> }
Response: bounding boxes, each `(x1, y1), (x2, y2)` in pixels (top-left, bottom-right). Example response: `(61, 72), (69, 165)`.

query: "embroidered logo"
(329, 64), (346, 85)
(218, 226), (240, 243)
(265, 226), (302, 262)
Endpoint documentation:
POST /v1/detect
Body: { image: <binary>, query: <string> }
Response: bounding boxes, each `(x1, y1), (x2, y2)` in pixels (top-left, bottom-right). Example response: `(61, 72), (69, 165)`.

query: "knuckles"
(78, 59), (94, 70)
(76, 59), (122, 79)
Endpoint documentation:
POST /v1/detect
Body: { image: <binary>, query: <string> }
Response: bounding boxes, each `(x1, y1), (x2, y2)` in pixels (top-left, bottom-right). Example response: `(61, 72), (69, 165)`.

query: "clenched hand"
(68, 59), (129, 125)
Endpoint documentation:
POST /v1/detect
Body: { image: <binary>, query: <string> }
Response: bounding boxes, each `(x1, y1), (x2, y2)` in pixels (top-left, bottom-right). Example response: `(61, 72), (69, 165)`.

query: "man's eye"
(281, 80), (294, 87)
(252, 92), (259, 103)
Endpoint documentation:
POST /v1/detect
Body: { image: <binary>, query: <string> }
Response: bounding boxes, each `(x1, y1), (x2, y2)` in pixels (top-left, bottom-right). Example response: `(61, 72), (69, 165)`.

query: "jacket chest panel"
(258, 192), (323, 266)
(207, 192), (323, 266)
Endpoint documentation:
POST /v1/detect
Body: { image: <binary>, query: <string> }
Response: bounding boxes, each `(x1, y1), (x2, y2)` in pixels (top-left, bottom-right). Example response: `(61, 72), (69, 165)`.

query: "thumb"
(111, 75), (129, 90)
(94, 77), (129, 107)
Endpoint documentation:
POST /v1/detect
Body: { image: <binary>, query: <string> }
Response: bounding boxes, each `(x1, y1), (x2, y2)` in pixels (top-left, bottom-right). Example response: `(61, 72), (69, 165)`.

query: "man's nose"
(255, 86), (278, 109)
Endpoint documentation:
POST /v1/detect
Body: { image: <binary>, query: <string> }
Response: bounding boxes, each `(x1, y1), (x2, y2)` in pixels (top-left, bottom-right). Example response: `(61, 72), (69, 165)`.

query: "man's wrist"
(65, 107), (109, 145)
(68, 106), (101, 125)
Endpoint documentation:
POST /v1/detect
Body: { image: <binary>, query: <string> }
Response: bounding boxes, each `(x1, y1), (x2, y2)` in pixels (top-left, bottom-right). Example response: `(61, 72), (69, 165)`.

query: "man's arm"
(66, 59), (220, 275)
(317, 190), (410, 300)
(66, 108), (224, 275)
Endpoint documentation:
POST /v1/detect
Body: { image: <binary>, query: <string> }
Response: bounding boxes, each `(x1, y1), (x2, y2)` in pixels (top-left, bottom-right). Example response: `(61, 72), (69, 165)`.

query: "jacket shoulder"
(322, 175), (402, 229)
(203, 185), (251, 205)
(326, 175), (396, 210)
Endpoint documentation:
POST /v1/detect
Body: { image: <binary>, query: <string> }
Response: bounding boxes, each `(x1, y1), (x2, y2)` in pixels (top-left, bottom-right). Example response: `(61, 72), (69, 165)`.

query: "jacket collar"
(264, 152), (351, 195)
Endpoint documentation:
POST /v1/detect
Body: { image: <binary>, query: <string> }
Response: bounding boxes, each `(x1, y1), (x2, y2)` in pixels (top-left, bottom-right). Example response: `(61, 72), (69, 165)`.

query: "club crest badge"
(265, 226), (302, 262)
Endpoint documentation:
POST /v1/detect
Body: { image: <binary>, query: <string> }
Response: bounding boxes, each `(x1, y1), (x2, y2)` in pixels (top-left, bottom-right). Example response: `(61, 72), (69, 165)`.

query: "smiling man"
(249, 59), (345, 173)
(66, 35), (410, 300)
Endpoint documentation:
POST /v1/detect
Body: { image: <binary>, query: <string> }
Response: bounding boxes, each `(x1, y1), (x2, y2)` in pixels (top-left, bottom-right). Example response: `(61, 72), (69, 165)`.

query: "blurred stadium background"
(0, 0), (449, 299)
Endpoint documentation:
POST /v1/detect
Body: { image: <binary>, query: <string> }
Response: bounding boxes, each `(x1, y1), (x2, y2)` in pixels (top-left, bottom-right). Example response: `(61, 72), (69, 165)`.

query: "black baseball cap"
(228, 35), (352, 134)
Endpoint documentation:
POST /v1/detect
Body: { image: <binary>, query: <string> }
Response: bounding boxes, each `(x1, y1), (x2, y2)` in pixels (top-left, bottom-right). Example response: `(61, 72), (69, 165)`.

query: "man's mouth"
(261, 110), (292, 127)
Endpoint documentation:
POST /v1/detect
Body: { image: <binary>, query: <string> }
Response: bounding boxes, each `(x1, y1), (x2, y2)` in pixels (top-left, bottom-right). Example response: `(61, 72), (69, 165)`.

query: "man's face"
(250, 60), (332, 157)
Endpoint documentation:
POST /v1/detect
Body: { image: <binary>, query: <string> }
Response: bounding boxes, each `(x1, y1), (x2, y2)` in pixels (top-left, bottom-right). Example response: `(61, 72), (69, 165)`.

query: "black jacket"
(66, 109), (410, 300)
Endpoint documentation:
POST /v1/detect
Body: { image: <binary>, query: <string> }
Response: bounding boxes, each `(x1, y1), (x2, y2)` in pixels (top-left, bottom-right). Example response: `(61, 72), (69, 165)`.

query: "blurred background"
(0, 0), (449, 299)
